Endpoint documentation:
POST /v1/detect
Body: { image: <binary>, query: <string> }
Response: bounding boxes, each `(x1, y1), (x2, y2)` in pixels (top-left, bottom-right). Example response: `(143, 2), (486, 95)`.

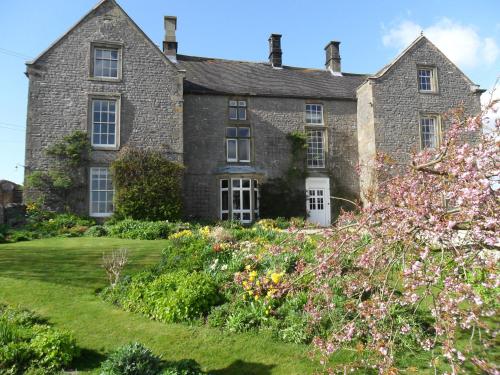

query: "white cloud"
(382, 18), (499, 69)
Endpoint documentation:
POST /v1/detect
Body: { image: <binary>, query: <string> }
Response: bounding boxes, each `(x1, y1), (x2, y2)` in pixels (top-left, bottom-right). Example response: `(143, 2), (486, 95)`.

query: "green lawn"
(0, 237), (321, 374)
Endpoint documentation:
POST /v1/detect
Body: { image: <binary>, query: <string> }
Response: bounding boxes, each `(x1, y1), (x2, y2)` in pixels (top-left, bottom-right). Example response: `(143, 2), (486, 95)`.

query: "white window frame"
(89, 167), (114, 217)
(307, 129), (326, 168)
(229, 100), (247, 121)
(226, 127), (251, 163)
(419, 114), (441, 150)
(90, 96), (120, 149)
(90, 42), (122, 81)
(305, 104), (324, 125)
(417, 66), (438, 93)
(220, 179), (229, 220)
(219, 178), (259, 223)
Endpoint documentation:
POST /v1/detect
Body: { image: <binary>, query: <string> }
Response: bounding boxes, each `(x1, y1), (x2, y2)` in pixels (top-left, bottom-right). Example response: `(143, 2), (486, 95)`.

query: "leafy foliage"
(111, 148), (184, 221)
(100, 342), (162, 375)
(259, 178), (306, 218)
(0, 304), (79, 374)
(260, 131), (308, 219)
(26, 131), (90, 212)
(104, 219), (187, 240)
(103, 270), (222, 323)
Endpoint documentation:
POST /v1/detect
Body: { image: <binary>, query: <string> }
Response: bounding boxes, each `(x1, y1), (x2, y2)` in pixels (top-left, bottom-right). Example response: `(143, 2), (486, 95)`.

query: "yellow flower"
(245, 265), (251, 271)
(199, 226), (210, 237)
(249, 270), (258, 282)
(168, 229), (193, 240)
(254, 295), (259, 301)
(271, 272), (284, 284)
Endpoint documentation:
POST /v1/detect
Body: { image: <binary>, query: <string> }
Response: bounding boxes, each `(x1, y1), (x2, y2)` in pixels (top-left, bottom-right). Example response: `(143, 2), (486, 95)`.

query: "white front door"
(306, 177), (331, 227)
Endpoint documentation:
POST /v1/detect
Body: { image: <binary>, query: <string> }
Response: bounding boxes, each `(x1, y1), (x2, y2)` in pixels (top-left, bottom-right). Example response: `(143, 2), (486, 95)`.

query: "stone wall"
(183, 94), (359, 220)
(372, 38), (481, 163)
(357, 37), (482, 204)
(24, 0), (183, 215)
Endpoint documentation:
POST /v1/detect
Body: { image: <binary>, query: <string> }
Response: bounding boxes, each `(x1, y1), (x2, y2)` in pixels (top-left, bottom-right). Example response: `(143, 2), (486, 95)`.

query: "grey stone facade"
(183, 94), (359, 219)
(24, 0), (183, 214)
(24, 0), (482, 222)
(357, 37), (483, 202)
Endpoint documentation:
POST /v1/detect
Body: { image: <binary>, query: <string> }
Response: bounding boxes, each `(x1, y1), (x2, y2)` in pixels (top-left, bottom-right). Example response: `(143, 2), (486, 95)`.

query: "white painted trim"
(305, 177), (331, 227)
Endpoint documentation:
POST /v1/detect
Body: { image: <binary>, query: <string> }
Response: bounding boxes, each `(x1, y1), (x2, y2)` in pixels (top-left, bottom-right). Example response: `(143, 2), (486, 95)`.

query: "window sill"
(418, 90), (439, 95)
(92, 145), (119, 151)
(88, 76), (122, 83)
(90, 212), (113, 218)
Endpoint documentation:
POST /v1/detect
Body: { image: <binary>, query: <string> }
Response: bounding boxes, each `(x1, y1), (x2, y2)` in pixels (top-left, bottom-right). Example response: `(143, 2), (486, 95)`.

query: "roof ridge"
(177, 54), (368, 76)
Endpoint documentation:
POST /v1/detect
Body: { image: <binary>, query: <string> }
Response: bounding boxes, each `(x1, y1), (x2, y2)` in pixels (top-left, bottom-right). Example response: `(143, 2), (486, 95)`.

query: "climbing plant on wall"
(260, 131), (308, 218)
(26, 131), (90, 211)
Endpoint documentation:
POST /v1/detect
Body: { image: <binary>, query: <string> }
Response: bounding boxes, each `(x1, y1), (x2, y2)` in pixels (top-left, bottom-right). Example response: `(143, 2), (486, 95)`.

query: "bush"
(85, 225), (109, 237)
(161, 359), (204, 375)
(158, 236), (213, 273)
(0, 304), (79, 374)
(111, 148), (184, 221)
(105, 219), (184, 240)
(108, 271), (222, 323)
(100, 342), (162, 375)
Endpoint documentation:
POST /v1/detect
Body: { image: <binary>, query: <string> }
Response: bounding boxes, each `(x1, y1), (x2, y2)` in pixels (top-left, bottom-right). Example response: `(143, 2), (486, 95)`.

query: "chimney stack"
(268, 34), (282, 68)
(163, 16), (178, 62)
(325, 41), (341, 74)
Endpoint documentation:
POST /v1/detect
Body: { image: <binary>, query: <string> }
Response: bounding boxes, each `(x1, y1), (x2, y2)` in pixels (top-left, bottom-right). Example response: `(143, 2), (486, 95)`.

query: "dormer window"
(418, 67), (437, 92)
(229, 100), (247, 120)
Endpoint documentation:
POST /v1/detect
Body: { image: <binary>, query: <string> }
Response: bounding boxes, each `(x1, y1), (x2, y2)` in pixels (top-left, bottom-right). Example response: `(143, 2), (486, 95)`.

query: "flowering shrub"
(296, 107), (500, 373)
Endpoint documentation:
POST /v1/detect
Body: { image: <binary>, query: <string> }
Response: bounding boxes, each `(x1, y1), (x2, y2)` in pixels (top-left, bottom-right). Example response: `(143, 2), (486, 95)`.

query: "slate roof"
(177, 55), (368, 100)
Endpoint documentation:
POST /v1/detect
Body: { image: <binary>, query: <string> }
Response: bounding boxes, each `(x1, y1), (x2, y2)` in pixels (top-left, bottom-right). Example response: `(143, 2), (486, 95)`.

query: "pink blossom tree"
(295, 104), (499, 374)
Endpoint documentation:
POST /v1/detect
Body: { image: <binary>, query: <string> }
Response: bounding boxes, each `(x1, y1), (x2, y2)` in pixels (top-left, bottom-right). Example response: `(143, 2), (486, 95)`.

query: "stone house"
(24, 0), (483, 226)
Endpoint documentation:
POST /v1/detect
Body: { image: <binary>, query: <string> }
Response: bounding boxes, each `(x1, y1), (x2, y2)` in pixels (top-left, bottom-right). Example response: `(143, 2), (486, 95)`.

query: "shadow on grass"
(211, 359), (275, 375)
(70, 348), (107, 372)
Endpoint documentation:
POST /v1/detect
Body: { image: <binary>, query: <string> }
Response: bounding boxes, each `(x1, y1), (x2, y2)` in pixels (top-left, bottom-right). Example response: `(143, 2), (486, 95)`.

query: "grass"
(0, 237), (322, 374)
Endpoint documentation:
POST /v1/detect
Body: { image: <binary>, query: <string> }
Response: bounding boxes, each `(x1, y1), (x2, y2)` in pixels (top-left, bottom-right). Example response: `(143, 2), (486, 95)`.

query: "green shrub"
(161, 359), (204, 375)
(85, 225), (109, 237)
(100, 342), (161, 375)
(109, 271), (222, 323)
(29, 325), (79, 372)
(158, 236), (213, 273)
(105, 219), (184, 240)
(111, 148), (184, 221)
(0, 304), (79, 374)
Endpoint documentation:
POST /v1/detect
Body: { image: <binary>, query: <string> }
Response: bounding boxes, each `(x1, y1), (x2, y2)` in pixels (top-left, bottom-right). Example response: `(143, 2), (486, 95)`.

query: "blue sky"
(0, 0), (499, 184)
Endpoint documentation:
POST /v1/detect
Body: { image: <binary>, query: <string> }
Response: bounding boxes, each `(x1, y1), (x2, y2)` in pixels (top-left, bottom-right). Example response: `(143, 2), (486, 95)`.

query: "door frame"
(305, 177), (331, 227)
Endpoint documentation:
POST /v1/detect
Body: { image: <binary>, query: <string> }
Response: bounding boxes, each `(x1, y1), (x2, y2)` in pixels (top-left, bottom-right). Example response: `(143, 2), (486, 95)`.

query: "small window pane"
(229, 107), (238, 120)
(221, 179), (228, 189)
(232, 179), (240, 188)
(238, 108), (247, 120)
(238, 127), (250, 137)
(229, 100), (237, 107)
(238, 101), (246, 107)
(242, 179), (251, 188)
(238, 139), (250, 161)
(233, 190), (241, 209)
(222, 191), (229, 210)
(226, 127), (237, 137)
(227, 139), (237, 161)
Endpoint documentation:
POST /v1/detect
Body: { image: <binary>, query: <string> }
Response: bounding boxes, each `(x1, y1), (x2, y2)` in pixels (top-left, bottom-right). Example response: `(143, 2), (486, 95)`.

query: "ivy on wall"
(26, 131), (90, 211)
(259, 131), (308, 219)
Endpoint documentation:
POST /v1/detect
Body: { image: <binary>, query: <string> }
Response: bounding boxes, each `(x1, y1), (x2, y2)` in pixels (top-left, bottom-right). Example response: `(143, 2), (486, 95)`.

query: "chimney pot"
(268, 34), (282, 68)
(163, 16), (178, 61)
(325, 41), (341, 74)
